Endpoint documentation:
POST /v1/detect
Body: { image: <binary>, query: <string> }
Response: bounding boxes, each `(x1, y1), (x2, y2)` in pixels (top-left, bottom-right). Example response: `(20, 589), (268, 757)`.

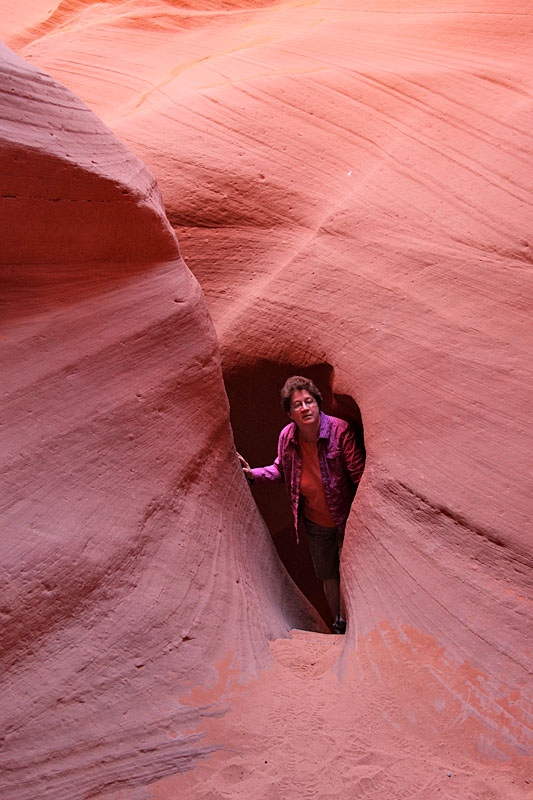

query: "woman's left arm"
(341, 427), (366, 485)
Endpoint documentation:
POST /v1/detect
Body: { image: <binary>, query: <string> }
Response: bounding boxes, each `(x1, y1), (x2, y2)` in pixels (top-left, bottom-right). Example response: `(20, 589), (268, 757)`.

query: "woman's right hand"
(237, 452), (254, 482)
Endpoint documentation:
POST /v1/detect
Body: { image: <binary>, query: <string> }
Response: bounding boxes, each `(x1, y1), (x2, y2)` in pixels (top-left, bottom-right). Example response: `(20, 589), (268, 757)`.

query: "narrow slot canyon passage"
(2, 2), (533, 795)
(224, 359), (365, 629)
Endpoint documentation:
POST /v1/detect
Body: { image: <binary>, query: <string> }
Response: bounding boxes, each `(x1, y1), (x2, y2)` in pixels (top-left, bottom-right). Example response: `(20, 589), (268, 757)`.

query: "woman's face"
(288, 389), (320, 431)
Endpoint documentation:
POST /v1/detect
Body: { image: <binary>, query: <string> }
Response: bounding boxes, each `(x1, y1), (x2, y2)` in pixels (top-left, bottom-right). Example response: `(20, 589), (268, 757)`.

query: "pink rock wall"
(1, 0), (532, 796)
(0, 43), (319, 800)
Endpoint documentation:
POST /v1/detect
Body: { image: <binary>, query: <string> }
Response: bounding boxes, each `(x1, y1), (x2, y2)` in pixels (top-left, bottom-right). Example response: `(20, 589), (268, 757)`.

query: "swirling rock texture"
(0, 41), (320, 800)
(2, 0), (532, 798)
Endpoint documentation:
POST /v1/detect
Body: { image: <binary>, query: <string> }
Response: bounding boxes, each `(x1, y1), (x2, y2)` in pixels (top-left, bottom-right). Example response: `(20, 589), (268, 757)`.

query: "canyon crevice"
(1, 1), (532, 798)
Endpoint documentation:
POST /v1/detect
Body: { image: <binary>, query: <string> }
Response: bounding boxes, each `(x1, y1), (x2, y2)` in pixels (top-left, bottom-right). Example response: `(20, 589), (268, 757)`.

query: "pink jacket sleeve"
(251, 458), (284, 483)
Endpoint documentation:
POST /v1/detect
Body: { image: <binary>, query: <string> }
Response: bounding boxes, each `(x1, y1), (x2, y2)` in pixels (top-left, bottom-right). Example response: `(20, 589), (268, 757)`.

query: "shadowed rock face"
(0, 44), (320, 800)
(1, 0), (532, 796)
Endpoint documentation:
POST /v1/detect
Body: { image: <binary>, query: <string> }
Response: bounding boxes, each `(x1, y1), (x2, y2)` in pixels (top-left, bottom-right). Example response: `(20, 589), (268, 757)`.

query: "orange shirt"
(299, 439), (336, 527)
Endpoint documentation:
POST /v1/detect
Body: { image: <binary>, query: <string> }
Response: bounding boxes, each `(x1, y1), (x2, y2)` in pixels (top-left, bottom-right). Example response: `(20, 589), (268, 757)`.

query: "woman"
(238, 376), (365, 634)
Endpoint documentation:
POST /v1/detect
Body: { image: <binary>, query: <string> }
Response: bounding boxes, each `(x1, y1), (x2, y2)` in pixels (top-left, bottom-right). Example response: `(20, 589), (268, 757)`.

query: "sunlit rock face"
(0, 43), (319, 800)
(2, 0), (532, 795)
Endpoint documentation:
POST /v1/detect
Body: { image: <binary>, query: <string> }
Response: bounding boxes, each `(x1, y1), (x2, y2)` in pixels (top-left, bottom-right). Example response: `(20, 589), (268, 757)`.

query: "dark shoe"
(332, 616), (346, 634)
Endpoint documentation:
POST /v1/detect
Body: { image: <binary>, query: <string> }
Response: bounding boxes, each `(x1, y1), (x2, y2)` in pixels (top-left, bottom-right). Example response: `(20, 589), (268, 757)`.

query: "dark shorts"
(303, 517), (344, 581)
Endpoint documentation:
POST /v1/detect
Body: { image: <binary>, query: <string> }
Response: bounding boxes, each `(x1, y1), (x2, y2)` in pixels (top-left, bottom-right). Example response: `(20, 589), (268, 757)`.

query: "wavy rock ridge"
(0, 43), (318, 800)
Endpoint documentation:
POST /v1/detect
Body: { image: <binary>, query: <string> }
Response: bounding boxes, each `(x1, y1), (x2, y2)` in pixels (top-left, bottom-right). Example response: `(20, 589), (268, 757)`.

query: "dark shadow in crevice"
(223, 358), (365, 629)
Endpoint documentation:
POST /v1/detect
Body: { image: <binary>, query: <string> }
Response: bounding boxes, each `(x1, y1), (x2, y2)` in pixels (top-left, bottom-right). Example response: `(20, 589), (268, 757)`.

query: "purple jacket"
(252, 412), (365, 541)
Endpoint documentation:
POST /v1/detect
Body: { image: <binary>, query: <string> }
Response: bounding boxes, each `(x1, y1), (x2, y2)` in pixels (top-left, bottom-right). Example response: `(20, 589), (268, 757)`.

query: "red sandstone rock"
(1, 0), (532, 796)
(0, 43), (319, 800)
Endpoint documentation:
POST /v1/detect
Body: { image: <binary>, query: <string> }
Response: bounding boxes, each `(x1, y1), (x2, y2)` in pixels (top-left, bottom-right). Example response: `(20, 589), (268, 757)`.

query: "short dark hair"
(280, 376), (322, 413)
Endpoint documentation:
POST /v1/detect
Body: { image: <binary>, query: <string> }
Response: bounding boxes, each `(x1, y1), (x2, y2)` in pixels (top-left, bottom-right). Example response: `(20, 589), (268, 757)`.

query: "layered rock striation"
(1, 0), (532, 796)
(0, 43), (319, 800)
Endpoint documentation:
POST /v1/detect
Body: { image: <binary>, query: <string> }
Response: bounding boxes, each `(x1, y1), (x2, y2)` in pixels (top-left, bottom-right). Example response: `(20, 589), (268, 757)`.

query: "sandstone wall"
(1, 0), (532, 795)
(0, 43), (319, 800)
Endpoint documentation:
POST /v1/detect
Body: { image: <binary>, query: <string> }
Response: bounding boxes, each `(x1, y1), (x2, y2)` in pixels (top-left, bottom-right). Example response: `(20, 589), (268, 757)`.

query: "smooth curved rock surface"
(2, 0), (532, 797)
(0, 43), (320, 800)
